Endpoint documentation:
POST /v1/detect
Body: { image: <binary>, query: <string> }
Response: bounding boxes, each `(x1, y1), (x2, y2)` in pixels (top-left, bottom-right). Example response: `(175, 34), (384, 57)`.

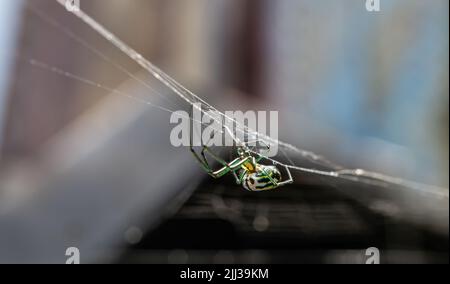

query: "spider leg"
(276, 164), (294, 186)
(190, 145), (229, 178)
(200, 146), (232, 178)
(246, 138), (271, 149)
(189, 104), (230, 174)
(204, 147), (251, 178)
(192, 143), (251, 179)
(243, 138), (271, 168)
(190, 146), (213, 173)
(189, 105), (218, 173)
(259, 166), (279, 187)
(232, 171), (240, 184)
(236, 169), (247, 185)
(205, 157), (248, 179)
(189, 120), (212, 173)
(188, 105), (252, 181)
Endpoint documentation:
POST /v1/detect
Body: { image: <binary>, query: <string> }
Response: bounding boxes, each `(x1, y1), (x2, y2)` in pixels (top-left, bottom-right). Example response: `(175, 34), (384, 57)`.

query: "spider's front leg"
(208, 152), (251, 179)
(191, 144), (251, 179)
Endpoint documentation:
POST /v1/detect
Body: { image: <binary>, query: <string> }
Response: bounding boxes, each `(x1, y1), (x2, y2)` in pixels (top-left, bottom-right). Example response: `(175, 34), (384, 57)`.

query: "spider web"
(21, 0), (448, 198)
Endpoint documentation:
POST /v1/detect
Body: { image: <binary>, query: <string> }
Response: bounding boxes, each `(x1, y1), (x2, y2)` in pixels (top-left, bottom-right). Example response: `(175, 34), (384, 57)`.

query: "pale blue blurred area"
(266, 0), (449, 186)
(0, 0), (23, 149)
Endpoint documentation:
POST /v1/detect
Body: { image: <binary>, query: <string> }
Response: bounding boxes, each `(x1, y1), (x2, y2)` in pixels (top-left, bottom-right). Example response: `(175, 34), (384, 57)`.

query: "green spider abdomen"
(242, 165), (282, 191)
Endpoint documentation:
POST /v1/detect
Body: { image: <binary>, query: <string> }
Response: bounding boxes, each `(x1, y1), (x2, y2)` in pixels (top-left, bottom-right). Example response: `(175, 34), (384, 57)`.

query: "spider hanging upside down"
(190, 143), (294, 191)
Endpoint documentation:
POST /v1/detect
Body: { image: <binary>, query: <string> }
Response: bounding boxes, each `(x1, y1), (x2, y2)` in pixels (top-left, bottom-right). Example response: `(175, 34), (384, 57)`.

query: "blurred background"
(0, 0), (448, 264)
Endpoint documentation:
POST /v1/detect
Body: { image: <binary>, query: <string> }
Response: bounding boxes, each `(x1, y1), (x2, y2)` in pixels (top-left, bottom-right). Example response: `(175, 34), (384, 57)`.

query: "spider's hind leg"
(277, 164), (294, 186)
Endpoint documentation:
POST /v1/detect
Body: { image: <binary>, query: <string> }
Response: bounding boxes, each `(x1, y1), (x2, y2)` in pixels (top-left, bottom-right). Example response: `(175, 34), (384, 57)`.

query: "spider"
(190, 142), (294, 191)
